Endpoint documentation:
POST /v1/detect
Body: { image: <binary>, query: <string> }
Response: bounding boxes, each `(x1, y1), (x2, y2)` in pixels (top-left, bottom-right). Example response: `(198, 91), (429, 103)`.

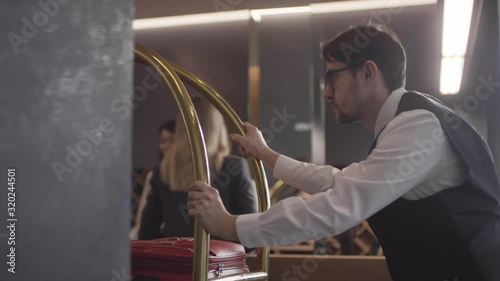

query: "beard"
(334, 108), (356, 125)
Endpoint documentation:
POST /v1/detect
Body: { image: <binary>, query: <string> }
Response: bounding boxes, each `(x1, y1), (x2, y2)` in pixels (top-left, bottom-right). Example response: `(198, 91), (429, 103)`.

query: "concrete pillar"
(0, 1), (134, 280)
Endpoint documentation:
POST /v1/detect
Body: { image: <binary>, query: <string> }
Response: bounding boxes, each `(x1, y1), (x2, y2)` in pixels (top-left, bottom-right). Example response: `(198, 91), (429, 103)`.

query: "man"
(187, 24), (500, 281)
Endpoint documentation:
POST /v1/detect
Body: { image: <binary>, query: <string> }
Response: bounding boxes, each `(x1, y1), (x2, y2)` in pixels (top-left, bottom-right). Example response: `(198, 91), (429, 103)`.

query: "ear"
(360, 60), (378, 86)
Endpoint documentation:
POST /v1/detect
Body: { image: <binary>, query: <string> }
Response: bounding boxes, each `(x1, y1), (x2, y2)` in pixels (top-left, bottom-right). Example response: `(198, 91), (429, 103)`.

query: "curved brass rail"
(134, 43), (211, 281)
(134, 44), (270, 280)
(171, 63), (271, 275)
(269, 179), (287, 205)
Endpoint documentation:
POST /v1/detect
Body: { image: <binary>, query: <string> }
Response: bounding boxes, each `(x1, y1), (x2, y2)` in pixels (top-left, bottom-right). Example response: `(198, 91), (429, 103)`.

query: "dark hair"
(159, 120), (176, 135)
(321, 23), (406, 92)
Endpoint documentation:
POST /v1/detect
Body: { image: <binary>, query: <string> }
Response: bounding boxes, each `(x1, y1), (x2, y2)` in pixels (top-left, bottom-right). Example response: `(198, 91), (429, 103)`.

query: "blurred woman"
(129, 120), (176, 240)
(139, 98), (258, 239)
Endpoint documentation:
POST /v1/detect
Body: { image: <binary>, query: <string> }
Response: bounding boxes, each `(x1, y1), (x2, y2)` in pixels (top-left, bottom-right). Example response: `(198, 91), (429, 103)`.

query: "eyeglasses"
(324, 66), (350, 89)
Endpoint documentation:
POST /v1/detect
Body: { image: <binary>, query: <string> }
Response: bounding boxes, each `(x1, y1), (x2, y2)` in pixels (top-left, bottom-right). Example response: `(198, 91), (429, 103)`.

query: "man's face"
(323, 60), (362, 125)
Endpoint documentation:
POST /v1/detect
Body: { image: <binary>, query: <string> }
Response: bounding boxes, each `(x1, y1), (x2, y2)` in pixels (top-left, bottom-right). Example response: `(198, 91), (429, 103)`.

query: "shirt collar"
(374, 87), (407, 136)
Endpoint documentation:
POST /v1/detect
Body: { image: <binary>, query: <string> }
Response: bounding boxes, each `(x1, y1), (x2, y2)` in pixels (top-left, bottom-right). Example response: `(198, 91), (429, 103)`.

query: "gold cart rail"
(134, 43), (211, 281)
(134, 43), (270, 281)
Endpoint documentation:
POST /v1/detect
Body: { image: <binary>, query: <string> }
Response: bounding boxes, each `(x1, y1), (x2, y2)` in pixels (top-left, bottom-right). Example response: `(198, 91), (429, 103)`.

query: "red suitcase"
(131, 237), (250, 281)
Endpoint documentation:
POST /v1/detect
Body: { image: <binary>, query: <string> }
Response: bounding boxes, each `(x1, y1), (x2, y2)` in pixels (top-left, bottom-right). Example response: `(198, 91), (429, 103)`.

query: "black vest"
(367, 92), (500, 281)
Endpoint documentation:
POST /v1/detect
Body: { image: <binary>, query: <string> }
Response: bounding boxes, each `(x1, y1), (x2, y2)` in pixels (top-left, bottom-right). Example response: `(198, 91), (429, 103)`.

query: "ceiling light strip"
(133, 10), (250, 30)
(250, 6), (311, 22)
(310, 0), (438, 14)
(133, 0), (438, 30)
(439, 0), (474, 94)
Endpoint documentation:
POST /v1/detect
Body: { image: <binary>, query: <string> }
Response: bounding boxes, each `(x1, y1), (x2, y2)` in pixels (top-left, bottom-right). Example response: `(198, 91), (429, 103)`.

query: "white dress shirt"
(236, 88), (468, 248)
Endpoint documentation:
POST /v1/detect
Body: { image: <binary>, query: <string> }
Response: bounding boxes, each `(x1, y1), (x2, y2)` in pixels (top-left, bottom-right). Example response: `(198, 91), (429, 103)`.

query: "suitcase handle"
(159, 238), (181, 245)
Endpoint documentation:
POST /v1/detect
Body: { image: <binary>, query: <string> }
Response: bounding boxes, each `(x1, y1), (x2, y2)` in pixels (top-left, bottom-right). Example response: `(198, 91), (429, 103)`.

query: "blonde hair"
(160, 98), (230, 192)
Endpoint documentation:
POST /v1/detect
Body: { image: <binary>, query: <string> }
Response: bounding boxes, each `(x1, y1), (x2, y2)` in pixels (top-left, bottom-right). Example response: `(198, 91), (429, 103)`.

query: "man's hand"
(187, 181), (238, 242)
(230, 122), (280, 170)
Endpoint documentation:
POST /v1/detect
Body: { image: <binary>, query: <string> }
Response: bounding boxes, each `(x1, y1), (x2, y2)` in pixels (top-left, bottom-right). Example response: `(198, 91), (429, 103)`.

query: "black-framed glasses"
(324, 66), (350, 89)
